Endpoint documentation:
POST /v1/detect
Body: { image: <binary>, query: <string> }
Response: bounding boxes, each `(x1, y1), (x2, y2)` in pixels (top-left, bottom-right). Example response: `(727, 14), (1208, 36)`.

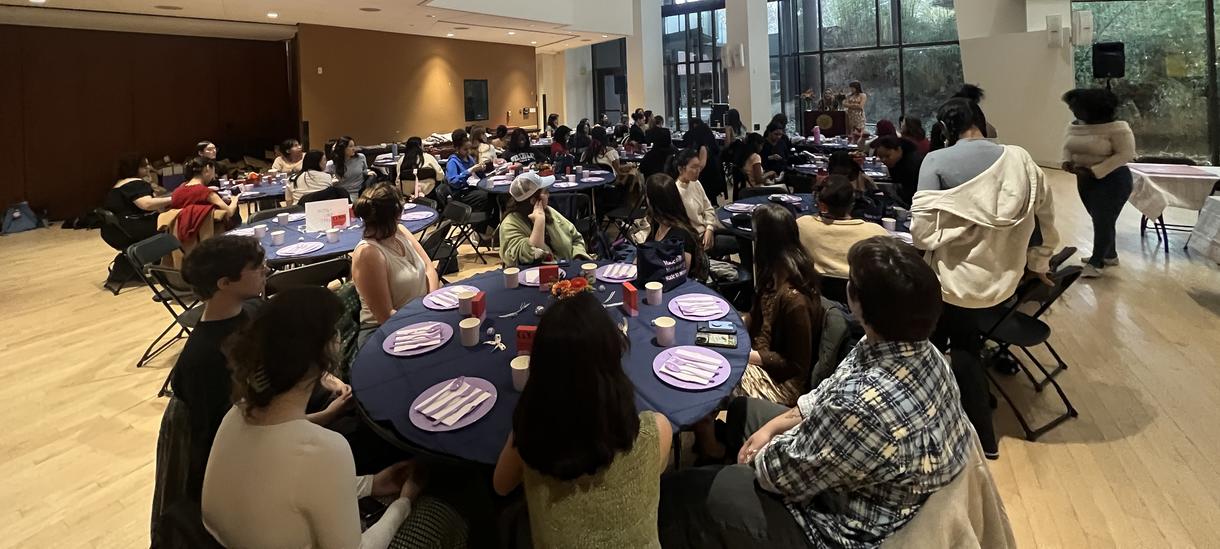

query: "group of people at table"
(137, 76), (1142, 547)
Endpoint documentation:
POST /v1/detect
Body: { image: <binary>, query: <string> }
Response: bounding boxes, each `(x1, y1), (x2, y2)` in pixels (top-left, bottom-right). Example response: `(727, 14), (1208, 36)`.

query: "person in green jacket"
(499, 173), (591, 267)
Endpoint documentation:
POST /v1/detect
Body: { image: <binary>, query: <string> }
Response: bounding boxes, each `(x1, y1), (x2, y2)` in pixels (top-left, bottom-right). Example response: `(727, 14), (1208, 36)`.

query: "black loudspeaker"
(1093, 42), (1125, 79)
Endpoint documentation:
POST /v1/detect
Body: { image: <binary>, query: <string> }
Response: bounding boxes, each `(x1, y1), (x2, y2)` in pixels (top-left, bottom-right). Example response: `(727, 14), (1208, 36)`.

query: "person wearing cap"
(498, 173), (590, 268)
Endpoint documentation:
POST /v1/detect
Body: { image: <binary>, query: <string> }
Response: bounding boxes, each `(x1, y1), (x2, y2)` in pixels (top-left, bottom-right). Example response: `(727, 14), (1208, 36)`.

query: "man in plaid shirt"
(661, 237), (978, 548)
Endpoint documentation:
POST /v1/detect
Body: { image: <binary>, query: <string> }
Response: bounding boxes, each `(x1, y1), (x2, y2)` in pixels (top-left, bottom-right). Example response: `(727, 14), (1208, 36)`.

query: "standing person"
(1061, 87), (1136, 278)
(443, 133), (495, 237)
(736, 204), (824, 407)
(686, 117), (726, 200)
(642, 173), (709, 282)
(912, 97), (1059, 459)
(271, 138), (304, 174)
(285, 150), (341, 204)
(351, 185), (439, 347)
(843, 81), (868, 134)
(395, 137), (445, 198)
(493, 291), (672, 548)
(902, 116), (931, 155)
(871, 136), (924, 206)
(203, 287), (464, 549)
(723, 109), (746, 144)
(327, 136), (376, 198)
(816, 88), (841, 111)
(498, 173), (590, 267)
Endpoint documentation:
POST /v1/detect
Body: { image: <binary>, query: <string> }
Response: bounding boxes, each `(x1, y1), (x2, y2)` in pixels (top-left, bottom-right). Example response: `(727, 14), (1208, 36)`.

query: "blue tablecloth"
(219, 181), (286, 203)
(790, 161), (888, 180)
(229, 205), (439, 264)
(349, 264), (750, 465)
(716, 193), (909, 240)
(475, 172), (614, 195)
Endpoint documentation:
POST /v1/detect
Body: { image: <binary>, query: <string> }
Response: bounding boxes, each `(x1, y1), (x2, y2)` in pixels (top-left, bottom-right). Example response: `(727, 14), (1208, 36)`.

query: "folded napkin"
(426, 387), (488, 423)
(228, 228), (255, 236)
(429, 292), (459, 307)
(673, 349), (725, 368)
(441, 391), (493, 426)
(287, 213), (306, 222)
(417, 382), (472, 415)
(522, 270), (539, 284)
(660, 360), (717, 384)
(392, 336), (444, 353)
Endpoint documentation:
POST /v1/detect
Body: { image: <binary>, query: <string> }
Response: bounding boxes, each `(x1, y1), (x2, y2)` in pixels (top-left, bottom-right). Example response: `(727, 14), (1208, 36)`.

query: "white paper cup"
(455, 289), (477, 315)
(881, 217), (897, 231)
(270, 230), (285, 245)
(567, 174), (576, 183)
(503, 267), (520, 289)
(510, 355), (530, 391)
(654, 316), (676, 347)
(459, 317), (481, 347)
(581, 262), (598, 280)
(574, 165), (583, 174)
(276, 213), (290, 225)
(645, 281), (663, 306)
(252, 224), (267, 238)
(326, 228), (340, 243)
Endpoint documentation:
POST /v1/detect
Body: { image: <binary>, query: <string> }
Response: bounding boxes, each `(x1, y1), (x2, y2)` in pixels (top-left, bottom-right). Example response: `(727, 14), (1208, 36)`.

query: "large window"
(663, 2), (728, 131)
(770, 0), (963, 133)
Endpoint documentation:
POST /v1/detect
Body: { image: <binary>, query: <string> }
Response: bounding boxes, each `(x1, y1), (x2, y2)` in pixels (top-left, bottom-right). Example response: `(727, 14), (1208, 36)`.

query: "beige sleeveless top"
(356, 232), (429, 328)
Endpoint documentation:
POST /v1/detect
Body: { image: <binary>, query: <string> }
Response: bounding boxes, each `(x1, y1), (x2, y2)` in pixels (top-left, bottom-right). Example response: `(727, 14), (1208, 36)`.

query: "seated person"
(203, 287), (460, 549)
(871, 135), (924, 206)
(582, 126), (627, 176)
(170, 157), (239, 245)
(639, 127), (675, 178)
(641, 173), (708, 282)
(797, 175), (890, 279)
(271, 138), (304, 174)
(659, 236), (976, 549)
(443, 133), (496, 237)
(737, 132), (779, 188)
(471, 125), (499, 164)
(498, 173), (590, 267)
(326, 136), (377, 198)
(549, 125), (572, 158)
(395, 137), (445, 198)
(285, 150), (340, 204)
(671, 148), (718, 251)
(628, 111), (648, 145)
(491, 124), (510, 149)
(570, 119), (592, 151)
(351, 185), (439, 346)
(493, 291), (672, 547)
(759, 122), (791, 174)
(826, 151), (877, 193)
(502, 128), (543, 165)
(103, 154), (172, 250)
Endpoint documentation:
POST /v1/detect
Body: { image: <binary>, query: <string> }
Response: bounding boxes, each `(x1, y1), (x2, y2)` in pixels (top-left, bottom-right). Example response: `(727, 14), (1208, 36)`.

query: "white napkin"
(429, 292), (459, 307)
(441, 391), (493, 426)
(393, 336), (443, 353)
(660, 361), (716, 384)
(417, 382), (472, 415)
(522, 269), (539, 284)
(429, 387), (487, 422)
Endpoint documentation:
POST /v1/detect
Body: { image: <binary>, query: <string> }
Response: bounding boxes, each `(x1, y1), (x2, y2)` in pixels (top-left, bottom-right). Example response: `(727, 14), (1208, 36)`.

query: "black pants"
(658, 398), (810, 549)
(455, 187), (496, 234)
(931, 303), (996, 454)
(1077, 166), (1133, 268)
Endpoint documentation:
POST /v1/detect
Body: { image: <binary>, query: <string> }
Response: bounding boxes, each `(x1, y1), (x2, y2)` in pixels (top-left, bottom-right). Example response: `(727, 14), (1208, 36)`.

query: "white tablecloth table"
(1128, 163), (1220, 219)
(1188, 196), (1220, 264)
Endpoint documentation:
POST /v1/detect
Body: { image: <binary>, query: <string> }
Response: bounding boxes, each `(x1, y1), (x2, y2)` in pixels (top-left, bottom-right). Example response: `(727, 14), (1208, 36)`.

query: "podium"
(803, 110), (847, 138)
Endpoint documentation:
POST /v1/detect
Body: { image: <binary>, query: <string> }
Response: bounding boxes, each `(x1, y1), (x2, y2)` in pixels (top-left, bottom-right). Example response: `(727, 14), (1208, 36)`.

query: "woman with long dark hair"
(737, 132), (778, 188)
(550, 125), (572, 158)
(171, 157), (240, 244)
(685, 117), (726, 199)
(271, 138), (304, 174)
(843, 81), (868, 133)
(286, 150), (341, 204)
(327, 135), (375, 197)
(498, 173), (589, 267)
(826, 151), (877, 193)
(103, 154), (171, 250)
(642, 173), (709, 281)
(493, 291), (672, 547)
(470, 125), (498, 164)
(902, 116), (930, 155)
(871, 135), (923, 206)
(639, 127), (675, 178)
(735, 203), (824, 406)
(502, 128), (542, 165)
(571, 118), (592, 151)
(724, 109), (746, 144)
(394, 136), (445, 198)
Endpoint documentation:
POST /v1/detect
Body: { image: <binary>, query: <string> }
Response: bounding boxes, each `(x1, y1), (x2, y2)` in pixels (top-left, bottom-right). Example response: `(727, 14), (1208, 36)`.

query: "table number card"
(470, 291), (487, 320)
(516, 325), (537, 355)
(539, 264), (559, 292)
(305, 198), (350, 232)
(622, 282), (639, 317)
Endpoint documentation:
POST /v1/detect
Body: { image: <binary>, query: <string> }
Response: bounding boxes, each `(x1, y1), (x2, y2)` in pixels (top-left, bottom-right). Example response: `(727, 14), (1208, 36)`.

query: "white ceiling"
(0, 0), (626, 53)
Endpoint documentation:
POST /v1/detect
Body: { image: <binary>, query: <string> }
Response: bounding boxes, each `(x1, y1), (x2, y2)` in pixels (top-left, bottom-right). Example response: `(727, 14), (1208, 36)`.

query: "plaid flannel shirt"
(753, 337), (972, 548)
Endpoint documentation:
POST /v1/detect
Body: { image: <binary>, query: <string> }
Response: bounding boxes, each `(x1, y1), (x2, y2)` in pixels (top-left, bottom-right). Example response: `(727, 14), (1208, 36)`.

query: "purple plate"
(769, 194), (801, 203)
(423, 285), (479, 310)
(408, 377), (498, 432)
(553, 181), (578, 188)
(381, 321), (453, 357)
(652, 346), (731, 391)
(518, 266), (568, 287)
(723, 203), (757, 213)
(401, 211), (435, 221)
(667, 293), (731, 321)
(595, 263), (637, 283)
(275, 241), (325, 257)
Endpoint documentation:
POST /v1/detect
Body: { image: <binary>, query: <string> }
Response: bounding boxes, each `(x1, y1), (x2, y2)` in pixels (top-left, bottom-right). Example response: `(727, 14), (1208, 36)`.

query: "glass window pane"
(795, 0), (820, 52)
(768, 1), (781, 54)
(1072, 0), (1208, 160)
(879, 0), (896, 46)
(901, 45), (964, 127)
(663, 15), (687, 63)
(770, 57), (782, 118)
(901, 0), (958, 44)
(821, 0), (878, 49)
(823, 49), (900, 124)
(798, 54), (823, 112)
(715, 8), (727, 48)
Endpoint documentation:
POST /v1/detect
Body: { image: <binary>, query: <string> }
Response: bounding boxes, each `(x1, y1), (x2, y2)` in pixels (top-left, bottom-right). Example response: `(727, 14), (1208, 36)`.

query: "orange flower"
(569, 277), (588, 290)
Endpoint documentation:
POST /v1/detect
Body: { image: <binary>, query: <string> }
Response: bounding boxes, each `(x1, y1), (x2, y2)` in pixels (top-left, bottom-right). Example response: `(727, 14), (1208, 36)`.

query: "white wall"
(1025, 0), (1072, 32)
(563, 46), (594, 126)
(725, 0), (771, 132)
(427, 0), (632, 36)
(626, 0), (665, 115)
(536, 53), (566, 126)
(954, 0), (1026, 40)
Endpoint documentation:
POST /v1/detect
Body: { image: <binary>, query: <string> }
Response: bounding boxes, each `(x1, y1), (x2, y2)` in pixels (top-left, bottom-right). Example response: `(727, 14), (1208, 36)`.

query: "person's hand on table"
(702, 229), (714, 250)
(471, 163), (487, 174)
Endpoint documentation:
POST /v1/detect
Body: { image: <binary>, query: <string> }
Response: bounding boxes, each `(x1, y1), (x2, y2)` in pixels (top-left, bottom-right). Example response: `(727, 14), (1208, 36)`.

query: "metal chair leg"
(137, 322), (188, 368)
(992, 348), (1077, 441)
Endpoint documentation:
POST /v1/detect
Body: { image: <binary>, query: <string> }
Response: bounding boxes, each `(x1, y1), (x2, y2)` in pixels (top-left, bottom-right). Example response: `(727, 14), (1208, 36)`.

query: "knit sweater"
(1062, 120), (1136, 178)
(498, 208), (590, 267)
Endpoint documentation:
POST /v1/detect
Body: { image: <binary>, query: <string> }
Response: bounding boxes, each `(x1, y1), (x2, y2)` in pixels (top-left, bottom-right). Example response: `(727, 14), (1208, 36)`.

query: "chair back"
(420, 219), (458, 276)
(248, 205), (305, 224)
(265, 257), (352, 296)
(297, 186), (348, 206)
(127, 232), (184, 270)
(810, 297), (861, 390)
(737, 185), (788, 199)
(442, 200), (473, 225)
(95, 208), (127, 233)
(412, 197), (438, 210)
(333, 281), (362, 380)
(1026, 266), (1083, 320)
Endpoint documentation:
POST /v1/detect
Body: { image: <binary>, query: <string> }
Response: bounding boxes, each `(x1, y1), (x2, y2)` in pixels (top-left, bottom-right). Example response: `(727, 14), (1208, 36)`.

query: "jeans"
(931, 303), (996, 455)
(1077, 166), (1133, 268)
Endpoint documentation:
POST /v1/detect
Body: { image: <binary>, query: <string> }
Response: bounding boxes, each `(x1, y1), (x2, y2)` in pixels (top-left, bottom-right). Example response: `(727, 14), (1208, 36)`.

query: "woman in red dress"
(170, 157), (239, 244)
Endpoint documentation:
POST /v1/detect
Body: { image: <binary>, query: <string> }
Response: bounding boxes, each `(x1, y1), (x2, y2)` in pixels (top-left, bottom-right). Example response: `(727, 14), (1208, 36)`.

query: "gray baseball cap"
(508, 172), (555, 202)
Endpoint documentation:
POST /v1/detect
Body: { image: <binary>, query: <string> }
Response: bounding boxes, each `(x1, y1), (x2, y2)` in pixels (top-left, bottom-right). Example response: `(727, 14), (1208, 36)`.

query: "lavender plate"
(652, 346), (731, 391)
(408, 377), (498, 433)
(667, 293), (731, 321)
(423, 285), (479, 310)
(723, 203), (757, 213)
(381, 321), (453, 357)
(518, 266), (568, 287)
(401, 211), (435, 221)
(768, 194), (802, 204)
(595, 263), (637, 283)
(275, 241), (325, 257)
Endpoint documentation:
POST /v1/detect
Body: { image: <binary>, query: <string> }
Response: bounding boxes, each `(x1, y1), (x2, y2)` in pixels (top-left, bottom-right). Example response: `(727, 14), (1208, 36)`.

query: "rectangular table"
(1188, 196), (1220, 264)
(1128, 163), (1220, 219)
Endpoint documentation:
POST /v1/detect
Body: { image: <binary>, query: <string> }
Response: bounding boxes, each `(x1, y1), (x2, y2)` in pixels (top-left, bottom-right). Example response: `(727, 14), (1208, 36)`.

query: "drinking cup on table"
(653, 316), (676, 347)
(645, 281), (663, 306)
(276, 213), (290, 225)
(459, 317), (482, 347)
(881, 217), (897, 231)
(574, 165), (583, 175)
(252, 224), (268, 238)
(510, 355), (530, 391)
(503, 267), (520, 289)
(325, 229), (340, 243)
(581, 262), (598, 281)
(567, 174), (576, 183)
(455, 289), (477, 315)
(270, 230), (285, 246)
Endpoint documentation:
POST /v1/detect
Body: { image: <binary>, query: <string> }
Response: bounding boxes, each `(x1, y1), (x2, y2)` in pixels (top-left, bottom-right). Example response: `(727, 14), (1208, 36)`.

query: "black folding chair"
(126, 234), (203, 395)
(248, 204), (305, 224)
(548, 193), (606, 258)
(737, 185), (790, 199)
(421, 219), (459, 283)
(96, 208), (139, 295)
(600, 193), (647, 245)
(265, 257), (351, 296)
(441, 201), (489, 264)
(975, 266), (1084, 441)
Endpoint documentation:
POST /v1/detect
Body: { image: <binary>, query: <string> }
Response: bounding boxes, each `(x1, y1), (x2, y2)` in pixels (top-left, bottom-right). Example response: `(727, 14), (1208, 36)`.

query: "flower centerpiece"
(550, 276), (592, 300)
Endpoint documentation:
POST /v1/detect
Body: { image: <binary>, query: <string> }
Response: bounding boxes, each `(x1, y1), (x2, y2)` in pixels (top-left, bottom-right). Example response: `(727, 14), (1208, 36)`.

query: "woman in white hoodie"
(1061, 88), (1136, 278)
(912, 97), (1059, 459)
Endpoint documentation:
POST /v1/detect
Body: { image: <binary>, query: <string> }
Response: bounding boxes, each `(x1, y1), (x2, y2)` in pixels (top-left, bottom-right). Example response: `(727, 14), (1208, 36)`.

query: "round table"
(217, 181), (286, 203)
(790, 160), (888, 180)
(715, 193), (910, 240)
(474, 171), (614, 194)
(349, 264), (750, 465)
(227, 204), (439, 264)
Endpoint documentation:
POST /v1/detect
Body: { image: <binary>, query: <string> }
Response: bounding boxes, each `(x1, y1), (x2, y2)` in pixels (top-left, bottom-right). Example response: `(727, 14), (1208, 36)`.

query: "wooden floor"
(1, 169), (1218, 548)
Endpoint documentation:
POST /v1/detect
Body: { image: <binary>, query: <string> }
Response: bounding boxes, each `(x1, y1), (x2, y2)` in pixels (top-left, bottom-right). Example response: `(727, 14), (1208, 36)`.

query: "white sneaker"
(1081, 264), (1103, 278)
(1081, 257), (1119, 267)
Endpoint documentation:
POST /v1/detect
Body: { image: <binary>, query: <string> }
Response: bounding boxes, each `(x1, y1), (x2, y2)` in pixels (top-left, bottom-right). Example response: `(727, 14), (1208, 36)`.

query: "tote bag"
(636, 235), (688, 291)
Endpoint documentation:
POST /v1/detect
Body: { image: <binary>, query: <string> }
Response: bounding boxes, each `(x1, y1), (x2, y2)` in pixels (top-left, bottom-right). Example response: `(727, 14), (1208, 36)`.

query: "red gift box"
(516, 325), (537, 355)
(471, 291), (486, 320)
(622, 282), (639, 317)
(539, 264), (559, 292)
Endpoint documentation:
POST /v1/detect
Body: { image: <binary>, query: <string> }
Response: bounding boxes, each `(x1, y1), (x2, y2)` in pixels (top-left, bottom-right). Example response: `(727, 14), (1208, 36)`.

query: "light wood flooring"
(1, 169), (1218, 548)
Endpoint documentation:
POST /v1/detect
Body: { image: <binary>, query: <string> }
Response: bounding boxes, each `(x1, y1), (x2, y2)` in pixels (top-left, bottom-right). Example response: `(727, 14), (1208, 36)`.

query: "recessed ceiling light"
(28, 0), (47, 4)
(446, 33), (454, 37)
(153, 4), (182, 10)
(359, 7), (381, 12)
(266, 12), (278, 19)
(507, 31), (516, 35)
(530, 41), (537, 45)
(426, 14), (436, 18)
(601, 35), (608, 38)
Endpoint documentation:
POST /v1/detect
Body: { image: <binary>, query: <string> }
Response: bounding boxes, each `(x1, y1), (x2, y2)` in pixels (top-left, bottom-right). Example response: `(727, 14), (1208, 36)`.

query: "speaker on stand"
(1093, 42), (1125, 91)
